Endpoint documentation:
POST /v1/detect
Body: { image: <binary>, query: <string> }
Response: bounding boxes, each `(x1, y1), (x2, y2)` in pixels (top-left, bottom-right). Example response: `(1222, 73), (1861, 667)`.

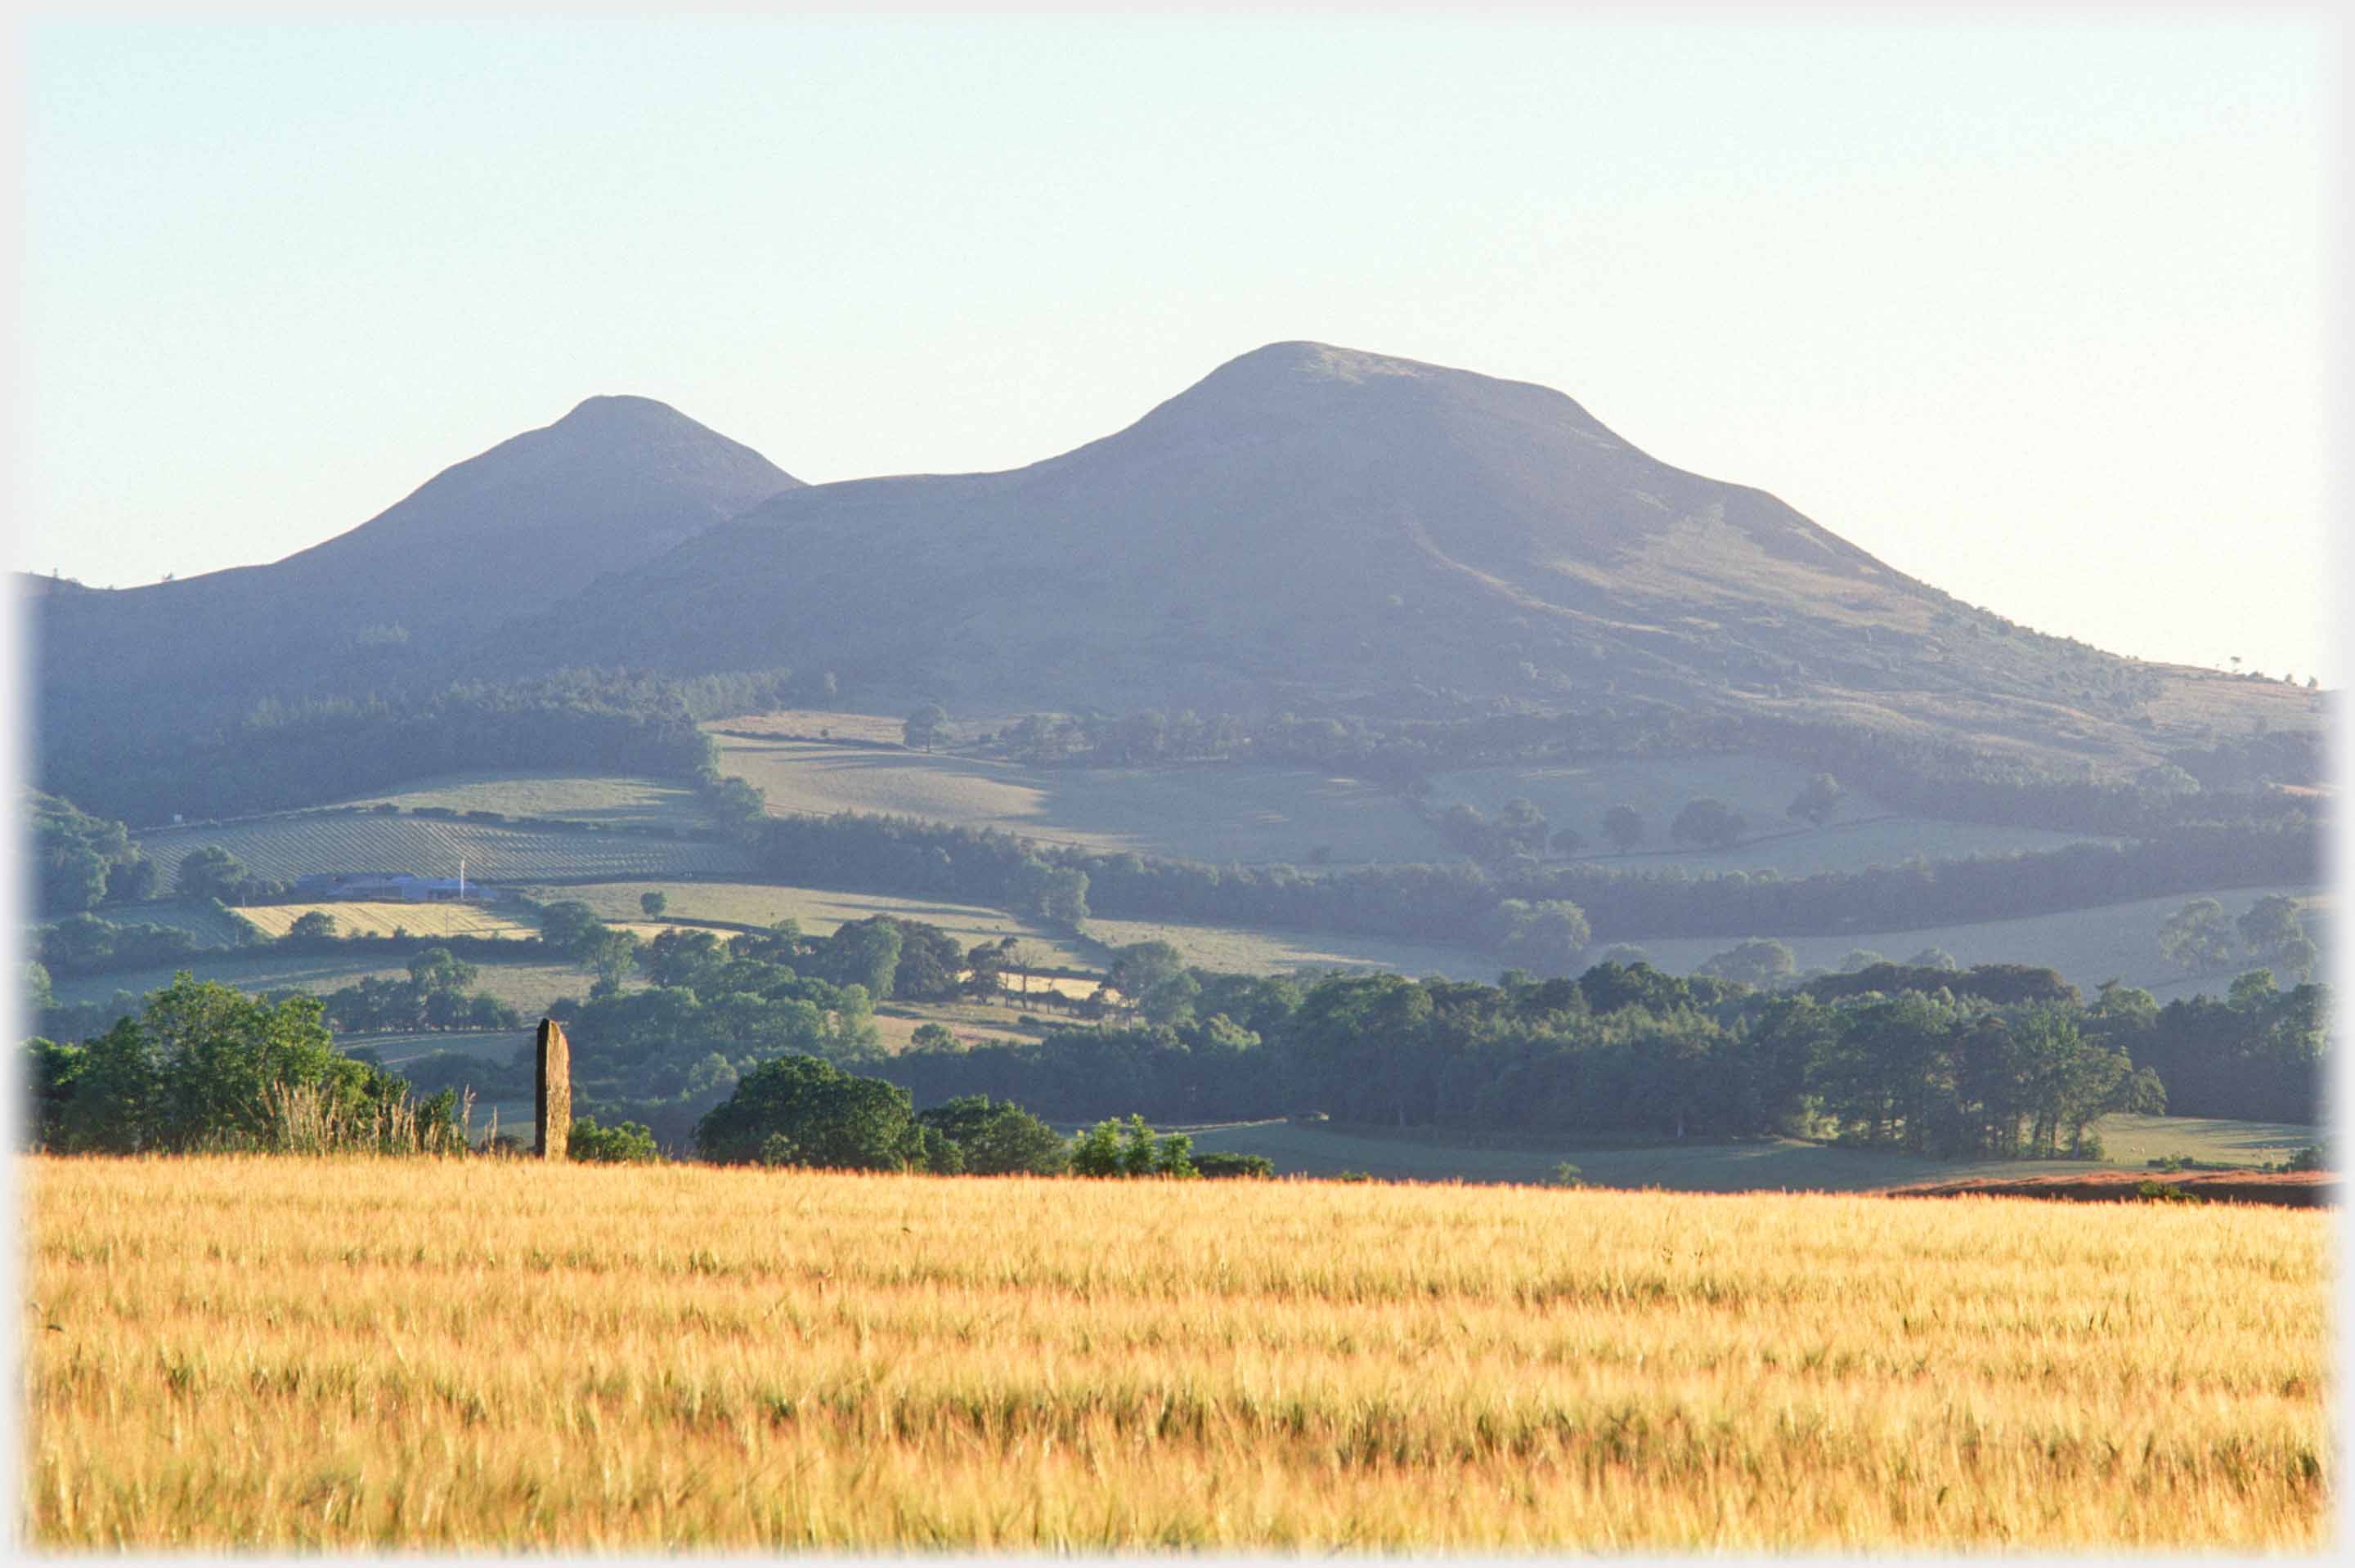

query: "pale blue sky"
(12, 15), (2340, 682)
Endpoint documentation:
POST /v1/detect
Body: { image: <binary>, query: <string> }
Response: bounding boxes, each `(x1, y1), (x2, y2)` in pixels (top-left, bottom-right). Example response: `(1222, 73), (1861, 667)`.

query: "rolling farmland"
(134, 813), (751, 887)
(24, 1156), (2327, 1551)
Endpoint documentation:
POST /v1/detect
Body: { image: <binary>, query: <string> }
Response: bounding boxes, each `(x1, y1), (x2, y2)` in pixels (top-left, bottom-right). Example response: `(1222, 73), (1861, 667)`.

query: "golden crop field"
(22, 1157), (2328, 1552)
(233, 901), (542, 941)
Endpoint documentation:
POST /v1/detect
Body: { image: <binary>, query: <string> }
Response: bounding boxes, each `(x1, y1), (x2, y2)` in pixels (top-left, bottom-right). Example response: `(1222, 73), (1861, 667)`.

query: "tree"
(917, 1095), (1068, 1175)
(1788, 773), (1843, 829)
(538, 900), (604, 952)
(25, 961), (55, 1014)
(1550, 826), (1586, 858)
(286, 910), (338, 943)
(904, 703), (950, 752)
(1601, 804), (1644, 854)
(1697, 938), (1797, 989)
(1671, 798), (1747, 851)
(1496, 797), (1550, 858)
(408, 946), (479, 997)
(174, 844), (249, 903)
(2159, 898), (2237, 973)
(1492, 899), (1592, 974)
(816, 917), (904, 1000)
(695, 1054), (922, 1169)
(585, 928), (643, 990)
(1836, 948), (1886, 974)
(1905, 947), (1960, 972)
(639, 891), (668, 919)
(1068, 1113), (1197, 1178)
(1108, 941), (1186, 1007)
(643, 927), (724, 989)
(2236, 894), (2317, 983)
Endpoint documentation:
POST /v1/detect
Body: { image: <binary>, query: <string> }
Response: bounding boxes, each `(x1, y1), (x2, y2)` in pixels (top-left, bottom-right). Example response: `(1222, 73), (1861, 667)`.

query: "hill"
(494, 342), (2317, 775)
(30, 395), (798, 734)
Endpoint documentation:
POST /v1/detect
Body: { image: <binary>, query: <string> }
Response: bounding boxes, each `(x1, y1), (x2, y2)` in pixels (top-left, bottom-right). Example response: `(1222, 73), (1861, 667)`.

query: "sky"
(10, 15), (2342, 683)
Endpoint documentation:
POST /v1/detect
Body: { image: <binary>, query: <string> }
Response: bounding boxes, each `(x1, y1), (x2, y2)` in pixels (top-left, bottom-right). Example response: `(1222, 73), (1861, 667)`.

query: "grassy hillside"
(713, 734), (1435, 864)
(1185, 1112), (2317, 1189)
(134, 813), (750, 886)
(25, 1156), (2326, 1551)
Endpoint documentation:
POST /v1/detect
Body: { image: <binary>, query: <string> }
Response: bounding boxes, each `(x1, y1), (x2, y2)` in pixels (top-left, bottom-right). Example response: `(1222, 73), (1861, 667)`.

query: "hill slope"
(497, 343), (2304, 768)
(30, 395), (799, 729)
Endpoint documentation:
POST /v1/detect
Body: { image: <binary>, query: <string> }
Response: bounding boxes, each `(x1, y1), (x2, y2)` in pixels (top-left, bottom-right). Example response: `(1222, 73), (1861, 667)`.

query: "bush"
(1194, 1151), (1275, 1180)
(568, 1115), (657, 1163)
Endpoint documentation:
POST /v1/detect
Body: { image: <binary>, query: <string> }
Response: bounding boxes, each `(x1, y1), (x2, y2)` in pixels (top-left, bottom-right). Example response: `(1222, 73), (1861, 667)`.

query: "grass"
(341, 1029), (535, 1071)
(22, 1155), (2327, 1551)
(132, 814), (751, 888)
(321, 771), (711, 831)
(232, 902), (541, 941)
(1186, 1113), (2321, 1190)
(516, 880), (1097, 970)
(711, 734), (1435, 865)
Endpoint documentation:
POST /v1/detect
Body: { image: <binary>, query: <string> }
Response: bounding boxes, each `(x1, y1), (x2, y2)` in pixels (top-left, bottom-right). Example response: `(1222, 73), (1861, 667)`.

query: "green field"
(1082, 916), (1501, 981)
(1431, 755), (2101, 877)
(712, 735), (1435, 864)
(518, 880), (1099, 970)
(1187, 1112), (2319, 1190)
(133, 813), (751, 887)
(343, 1028), (534, 1071)
(47, 951), (588, 1018)
(1616, 884), (2326, 1003)
(323, 771), (710, 831)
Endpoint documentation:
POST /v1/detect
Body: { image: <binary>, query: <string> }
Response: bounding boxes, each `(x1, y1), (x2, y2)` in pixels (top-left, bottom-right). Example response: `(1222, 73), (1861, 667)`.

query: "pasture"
(711, 735), (1435, 865)
(324, 772), (709, 831)
(1615, 884), (2326, 1004)
(1428, 754), (2101, 878)
(23, 1156), (2326, 1550)
(1185, 1112), (2319, 1190)
(132, 813), (751, 889)
(233, 901), (541, 942)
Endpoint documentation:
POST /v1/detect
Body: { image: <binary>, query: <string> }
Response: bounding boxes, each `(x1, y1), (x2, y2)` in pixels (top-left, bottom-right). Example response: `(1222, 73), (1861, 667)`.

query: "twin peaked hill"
(29, 342), (2307, 768)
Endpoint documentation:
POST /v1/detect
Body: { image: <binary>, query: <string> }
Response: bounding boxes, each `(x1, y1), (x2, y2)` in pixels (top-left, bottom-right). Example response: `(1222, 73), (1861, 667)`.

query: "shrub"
(568, 1115), (657, 1163)
(1195, 1151), (1275, 1180)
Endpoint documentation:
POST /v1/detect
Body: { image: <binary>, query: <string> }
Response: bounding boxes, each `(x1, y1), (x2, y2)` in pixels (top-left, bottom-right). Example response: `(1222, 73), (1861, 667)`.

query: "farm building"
(287, 871), (511, 903)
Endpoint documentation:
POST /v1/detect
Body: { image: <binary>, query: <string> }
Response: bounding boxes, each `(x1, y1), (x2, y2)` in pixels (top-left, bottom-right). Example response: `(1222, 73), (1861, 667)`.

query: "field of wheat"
(21, 1155), (2329, 1551)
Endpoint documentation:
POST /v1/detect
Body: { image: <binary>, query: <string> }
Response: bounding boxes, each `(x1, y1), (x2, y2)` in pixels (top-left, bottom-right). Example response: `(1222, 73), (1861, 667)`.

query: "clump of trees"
(24, 974), (463, 1154)
(30, 792), (157, 914)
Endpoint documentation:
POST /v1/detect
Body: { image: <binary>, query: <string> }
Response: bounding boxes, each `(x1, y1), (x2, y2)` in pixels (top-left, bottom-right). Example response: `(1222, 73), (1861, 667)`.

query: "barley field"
(22, 1156), (2328, 1551)
(233, 901), (541, 942)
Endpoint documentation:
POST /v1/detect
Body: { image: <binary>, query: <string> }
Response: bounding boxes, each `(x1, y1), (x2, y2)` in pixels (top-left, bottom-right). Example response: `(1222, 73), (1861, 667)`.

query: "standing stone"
(535, 1017), (571, 1160)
